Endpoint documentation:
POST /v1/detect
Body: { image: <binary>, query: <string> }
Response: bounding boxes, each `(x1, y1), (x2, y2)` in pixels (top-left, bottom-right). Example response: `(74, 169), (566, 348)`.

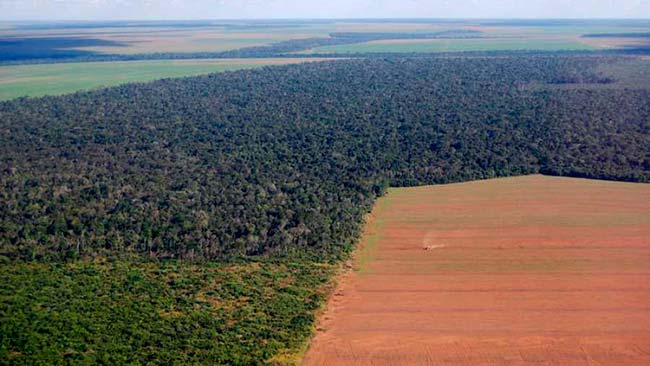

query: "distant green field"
(304, 38), (601, 54)
(0, 58), (329, 101)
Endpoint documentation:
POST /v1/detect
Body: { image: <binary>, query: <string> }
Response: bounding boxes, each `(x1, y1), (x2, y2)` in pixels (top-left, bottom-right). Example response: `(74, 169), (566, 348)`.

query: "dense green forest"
(2, 55), (648, 261)
(1, 55), (649, 365)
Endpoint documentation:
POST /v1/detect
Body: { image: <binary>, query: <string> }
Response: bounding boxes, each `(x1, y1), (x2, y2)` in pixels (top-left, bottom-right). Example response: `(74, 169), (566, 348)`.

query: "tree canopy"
(1, 55), (648, 261)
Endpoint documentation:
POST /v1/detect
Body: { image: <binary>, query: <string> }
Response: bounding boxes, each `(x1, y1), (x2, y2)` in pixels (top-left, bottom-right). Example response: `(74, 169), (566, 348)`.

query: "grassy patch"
(0, 58), (329, 101)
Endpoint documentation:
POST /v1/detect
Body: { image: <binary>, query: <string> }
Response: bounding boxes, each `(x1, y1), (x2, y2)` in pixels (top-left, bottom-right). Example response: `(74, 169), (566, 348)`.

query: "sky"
(1, 0), (649, 21)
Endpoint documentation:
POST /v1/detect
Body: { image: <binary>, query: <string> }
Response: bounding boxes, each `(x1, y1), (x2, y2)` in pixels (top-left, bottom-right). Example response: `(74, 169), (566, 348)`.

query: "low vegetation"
(1, 258), (333, 366)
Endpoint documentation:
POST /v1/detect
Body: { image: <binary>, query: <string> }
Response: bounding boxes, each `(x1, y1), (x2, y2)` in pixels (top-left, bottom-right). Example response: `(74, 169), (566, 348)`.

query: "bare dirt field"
(303, 175), (650, 366)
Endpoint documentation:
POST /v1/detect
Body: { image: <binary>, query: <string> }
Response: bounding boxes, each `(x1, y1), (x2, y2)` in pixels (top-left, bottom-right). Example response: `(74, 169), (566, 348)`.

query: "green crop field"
(303, 38), (601, 54)
(0, 58), (330, 100)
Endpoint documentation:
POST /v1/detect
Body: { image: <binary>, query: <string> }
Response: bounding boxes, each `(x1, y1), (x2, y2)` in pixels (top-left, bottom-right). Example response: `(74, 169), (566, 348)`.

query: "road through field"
(303, 175), (650, 366)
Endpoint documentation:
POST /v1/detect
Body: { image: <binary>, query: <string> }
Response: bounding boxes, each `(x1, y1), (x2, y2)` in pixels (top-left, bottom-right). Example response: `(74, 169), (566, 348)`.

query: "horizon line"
(2, 17), (650, 22)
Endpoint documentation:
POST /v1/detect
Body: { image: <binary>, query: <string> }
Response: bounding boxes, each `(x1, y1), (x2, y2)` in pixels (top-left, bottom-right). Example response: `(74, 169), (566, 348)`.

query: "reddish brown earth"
(303, 175), (650, 366)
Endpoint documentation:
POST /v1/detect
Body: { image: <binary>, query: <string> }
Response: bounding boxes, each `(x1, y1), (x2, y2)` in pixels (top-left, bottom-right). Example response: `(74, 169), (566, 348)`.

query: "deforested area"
(303, 175), (650, 366)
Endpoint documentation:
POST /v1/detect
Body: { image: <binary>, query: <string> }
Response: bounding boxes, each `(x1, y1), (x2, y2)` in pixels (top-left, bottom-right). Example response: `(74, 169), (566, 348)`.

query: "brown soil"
(303, 175), (650, 366)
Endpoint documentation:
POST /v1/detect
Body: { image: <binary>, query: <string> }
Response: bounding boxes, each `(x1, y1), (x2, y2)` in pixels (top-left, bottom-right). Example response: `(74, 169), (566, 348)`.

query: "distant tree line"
(1, 55), (648, 261)
(4, 30), (650, 66)
(582, 32), (650, 38)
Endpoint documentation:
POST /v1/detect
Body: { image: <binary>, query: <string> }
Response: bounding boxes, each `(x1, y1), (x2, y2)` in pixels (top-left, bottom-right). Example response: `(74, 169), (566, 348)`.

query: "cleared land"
(73, 30), (320, 54)
(0, 25), (327, 55)
(0, 58), (330, 100)
(303, 175), (650, 366)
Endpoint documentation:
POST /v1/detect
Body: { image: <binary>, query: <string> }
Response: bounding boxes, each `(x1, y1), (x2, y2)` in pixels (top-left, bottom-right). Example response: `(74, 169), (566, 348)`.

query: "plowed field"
(303, 175), (650, 366)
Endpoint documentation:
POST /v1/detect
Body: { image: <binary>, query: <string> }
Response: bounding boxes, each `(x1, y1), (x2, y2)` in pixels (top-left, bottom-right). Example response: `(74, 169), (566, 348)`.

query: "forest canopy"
(1, 55), (649, 262)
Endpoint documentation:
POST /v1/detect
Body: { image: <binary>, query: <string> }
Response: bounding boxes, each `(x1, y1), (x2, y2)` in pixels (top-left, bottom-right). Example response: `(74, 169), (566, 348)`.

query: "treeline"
(4, 47), (649, 67)
(1, 55), (649, 261)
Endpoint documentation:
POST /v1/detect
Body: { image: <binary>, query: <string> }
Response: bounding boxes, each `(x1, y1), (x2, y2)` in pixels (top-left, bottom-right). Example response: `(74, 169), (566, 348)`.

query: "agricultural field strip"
(0, 57), (334, 100)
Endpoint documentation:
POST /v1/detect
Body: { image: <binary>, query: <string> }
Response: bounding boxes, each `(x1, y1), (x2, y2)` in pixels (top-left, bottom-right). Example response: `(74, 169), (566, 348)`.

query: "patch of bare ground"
(303, 175), (650, 366)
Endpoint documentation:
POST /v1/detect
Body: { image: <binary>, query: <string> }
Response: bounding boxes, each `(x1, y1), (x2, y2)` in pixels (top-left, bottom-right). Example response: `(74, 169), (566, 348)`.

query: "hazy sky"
(1, 0), (649, 21)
